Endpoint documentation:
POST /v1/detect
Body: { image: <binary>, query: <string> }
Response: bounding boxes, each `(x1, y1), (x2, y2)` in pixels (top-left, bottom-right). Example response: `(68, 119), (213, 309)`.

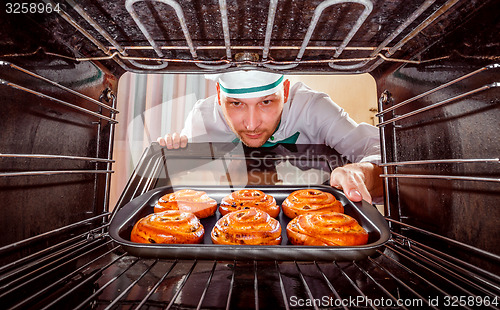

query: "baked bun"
(131, 210), (204, 244)
(219, 189), (279, 218)
(286, 212), (368, 246)
(154, 189), (217, 219)
(211, 208), (282, 245)
(282, 189), (343, 219)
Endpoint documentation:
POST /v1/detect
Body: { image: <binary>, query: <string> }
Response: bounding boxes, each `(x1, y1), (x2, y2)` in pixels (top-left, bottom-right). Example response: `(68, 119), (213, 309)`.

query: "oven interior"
(0, 0), (499, 309)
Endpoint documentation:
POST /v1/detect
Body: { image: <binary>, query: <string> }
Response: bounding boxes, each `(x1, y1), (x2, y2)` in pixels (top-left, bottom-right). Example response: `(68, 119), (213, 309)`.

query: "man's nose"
(244, 106), (261, 131)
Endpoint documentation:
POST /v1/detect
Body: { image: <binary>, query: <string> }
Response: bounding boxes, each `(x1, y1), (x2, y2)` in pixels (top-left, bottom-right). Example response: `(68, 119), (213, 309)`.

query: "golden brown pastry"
(154, 189), (217, 219)
(219, 189), (280, 218)
(211, 208), (282, 245)
(282, 189), (344, 218)
(131, 210), (204, 244)
(286, 212), (368, 246)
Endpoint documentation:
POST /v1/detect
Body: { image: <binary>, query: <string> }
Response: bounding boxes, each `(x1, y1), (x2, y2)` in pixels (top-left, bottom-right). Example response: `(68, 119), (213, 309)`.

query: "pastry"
(154, 189), (217, 219)
(130, 210), (204, 244)
(211, 207), (282, 245)
(286, 212), (368, 246)
(219, 189), (280, 218)
(282, 189), (343, 218)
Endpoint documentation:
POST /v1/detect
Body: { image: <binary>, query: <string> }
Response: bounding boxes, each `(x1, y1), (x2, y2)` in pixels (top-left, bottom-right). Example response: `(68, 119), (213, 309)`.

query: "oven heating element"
(32, 0), (465, 73)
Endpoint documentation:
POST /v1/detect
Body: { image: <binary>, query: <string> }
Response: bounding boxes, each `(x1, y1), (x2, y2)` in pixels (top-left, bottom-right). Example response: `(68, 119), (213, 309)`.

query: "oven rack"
(0, 221), (498, 309)
(376, 64), (499, 118)
(376, 83), (499, 128)
(0, 61), (118, 113)
(95, 141), (497, 308)
(36, 0), (466, 73)
(376, 63), (500, 219)
(0, 61), (117, 212)
(0, 78), (116, 124)
(0, 61), (117, 123)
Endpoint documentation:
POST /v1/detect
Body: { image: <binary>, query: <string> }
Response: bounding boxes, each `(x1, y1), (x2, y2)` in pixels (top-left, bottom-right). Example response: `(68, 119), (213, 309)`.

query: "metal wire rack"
(32, 0), (467, 73)
(0, 60), (117, 211)
(2, 126), (498, 309)
(376, 63), (500, 223)
(0, 222), (498, 309)
(4, 142), (496, 309)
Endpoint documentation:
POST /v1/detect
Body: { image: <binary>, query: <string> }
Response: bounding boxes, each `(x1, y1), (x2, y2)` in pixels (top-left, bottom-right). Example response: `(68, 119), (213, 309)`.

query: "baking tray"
(109, 185), (390, 261)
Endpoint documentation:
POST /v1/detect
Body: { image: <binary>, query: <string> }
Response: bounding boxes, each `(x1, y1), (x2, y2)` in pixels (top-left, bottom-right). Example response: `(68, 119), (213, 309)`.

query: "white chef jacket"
(181, 82), (381, 164)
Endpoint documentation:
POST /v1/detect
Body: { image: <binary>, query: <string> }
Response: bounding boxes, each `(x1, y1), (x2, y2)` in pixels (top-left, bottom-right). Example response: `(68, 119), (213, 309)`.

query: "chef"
(158, 70), (383, 204)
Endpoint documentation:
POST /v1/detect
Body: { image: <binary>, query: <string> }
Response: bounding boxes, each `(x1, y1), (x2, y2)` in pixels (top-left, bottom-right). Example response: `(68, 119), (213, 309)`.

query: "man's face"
(218, 82), (289, 148)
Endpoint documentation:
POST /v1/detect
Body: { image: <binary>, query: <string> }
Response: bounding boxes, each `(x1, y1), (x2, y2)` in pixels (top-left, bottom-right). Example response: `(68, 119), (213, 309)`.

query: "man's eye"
(262, 100), (272, 105)
(230, 101), (241, 107)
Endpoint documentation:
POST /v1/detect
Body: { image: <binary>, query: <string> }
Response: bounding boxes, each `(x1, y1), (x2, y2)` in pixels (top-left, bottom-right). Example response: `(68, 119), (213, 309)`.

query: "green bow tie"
(232, 132), (300, 147)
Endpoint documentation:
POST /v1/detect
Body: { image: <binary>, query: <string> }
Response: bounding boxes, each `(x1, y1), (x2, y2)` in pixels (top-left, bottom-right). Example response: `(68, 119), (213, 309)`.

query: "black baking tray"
(109, 185), (390, 261)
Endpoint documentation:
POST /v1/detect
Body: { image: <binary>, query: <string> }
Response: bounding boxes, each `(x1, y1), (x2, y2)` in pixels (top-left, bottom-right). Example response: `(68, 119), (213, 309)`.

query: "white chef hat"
(205, 70), (284, 99)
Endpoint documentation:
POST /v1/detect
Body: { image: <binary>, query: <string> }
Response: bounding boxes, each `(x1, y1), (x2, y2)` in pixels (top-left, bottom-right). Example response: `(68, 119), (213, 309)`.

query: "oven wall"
(0, 6), (122, 251)
(0, 57), (119, 249)
(373, 0), (499, 274)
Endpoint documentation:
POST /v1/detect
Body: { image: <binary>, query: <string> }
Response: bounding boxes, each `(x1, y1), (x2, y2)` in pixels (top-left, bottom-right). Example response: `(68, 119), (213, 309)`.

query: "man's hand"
(330, 162), (383, 204)
(157, 133), (188, 149)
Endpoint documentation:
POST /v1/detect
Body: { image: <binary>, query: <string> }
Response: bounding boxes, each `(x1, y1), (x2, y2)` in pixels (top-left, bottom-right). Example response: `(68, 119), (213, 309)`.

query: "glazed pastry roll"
(219, 189), (280, 218)
(131, 210), (204, 244)
(154, 189), (217, 219)
(286, 212), (368, 246)
(211, 207), (282, 245)
(282, 189), (343, 219)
